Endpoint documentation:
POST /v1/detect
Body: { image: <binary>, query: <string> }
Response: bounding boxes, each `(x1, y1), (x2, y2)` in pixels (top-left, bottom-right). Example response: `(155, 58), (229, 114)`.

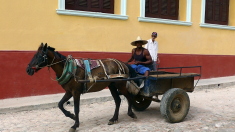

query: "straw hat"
(131, 36), (148, 46)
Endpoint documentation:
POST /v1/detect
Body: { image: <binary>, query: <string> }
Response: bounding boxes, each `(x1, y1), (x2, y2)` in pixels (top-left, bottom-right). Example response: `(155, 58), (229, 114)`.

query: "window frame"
(138, 0), (192, 26)
(57, 0), (128, 20)
(200, 0), (235, 30)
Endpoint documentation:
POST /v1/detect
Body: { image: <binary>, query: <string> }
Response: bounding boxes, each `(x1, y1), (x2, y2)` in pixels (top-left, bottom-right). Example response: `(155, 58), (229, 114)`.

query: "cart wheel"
(132, 95), (152, 111)
(160, 88), (190, 123)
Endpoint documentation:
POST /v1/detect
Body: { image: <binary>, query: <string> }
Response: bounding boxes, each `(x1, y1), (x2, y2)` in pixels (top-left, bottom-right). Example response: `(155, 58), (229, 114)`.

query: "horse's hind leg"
(108, 83), (121, 125)
(115, 82), (137, 119)
(58, 92), (75, 120)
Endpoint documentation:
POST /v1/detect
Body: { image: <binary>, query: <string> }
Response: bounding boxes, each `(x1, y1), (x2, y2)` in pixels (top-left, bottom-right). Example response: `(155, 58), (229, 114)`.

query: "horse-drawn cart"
(27, 44), (201, 131)
(132, 66), (201, 123)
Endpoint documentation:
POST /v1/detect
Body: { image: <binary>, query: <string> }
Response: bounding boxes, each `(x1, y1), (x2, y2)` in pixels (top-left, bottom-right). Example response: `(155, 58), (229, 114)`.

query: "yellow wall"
(0, 0), (235, 55)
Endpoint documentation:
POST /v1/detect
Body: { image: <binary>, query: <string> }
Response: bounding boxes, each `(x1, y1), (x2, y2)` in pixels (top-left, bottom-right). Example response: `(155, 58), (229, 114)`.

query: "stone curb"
(0, 81), (234, 114)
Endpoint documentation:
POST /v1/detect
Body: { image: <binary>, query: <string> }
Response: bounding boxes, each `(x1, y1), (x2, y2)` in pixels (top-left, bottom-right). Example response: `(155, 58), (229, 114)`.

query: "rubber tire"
(132, 95), (152, 111)
(160, 88), (190, 123)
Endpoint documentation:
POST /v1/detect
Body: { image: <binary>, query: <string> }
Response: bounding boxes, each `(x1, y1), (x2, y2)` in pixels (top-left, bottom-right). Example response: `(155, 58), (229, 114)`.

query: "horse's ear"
(41, 43), (44, 47)
(43, 43), (47, 51)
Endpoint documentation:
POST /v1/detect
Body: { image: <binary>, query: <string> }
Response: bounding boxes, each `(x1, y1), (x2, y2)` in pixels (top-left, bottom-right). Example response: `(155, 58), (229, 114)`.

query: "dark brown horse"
(26, 43), (137, 132)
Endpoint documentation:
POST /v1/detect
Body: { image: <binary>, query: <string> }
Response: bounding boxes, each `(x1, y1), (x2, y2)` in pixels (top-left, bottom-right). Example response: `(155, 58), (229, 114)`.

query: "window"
(138, 0), (192, 26)
(200, 0), (235, 30)
(205, 0), (229, 25)
(57, 0), (128, 20)
(65, 0), (114, 14)
(145, 0), (179, 20)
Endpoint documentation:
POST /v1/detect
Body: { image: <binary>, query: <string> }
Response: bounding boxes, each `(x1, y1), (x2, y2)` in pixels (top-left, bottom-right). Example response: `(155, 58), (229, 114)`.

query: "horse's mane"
(48, 46), (67, 64)
(55, 51), (66, 60)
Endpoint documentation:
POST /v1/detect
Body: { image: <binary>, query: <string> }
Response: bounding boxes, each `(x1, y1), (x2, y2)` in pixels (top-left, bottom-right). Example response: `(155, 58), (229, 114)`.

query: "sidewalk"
(1, 76), (235, 114)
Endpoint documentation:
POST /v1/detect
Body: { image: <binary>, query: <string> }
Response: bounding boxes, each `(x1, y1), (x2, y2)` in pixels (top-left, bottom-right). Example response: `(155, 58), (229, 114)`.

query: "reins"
(47, 57), (68, 82)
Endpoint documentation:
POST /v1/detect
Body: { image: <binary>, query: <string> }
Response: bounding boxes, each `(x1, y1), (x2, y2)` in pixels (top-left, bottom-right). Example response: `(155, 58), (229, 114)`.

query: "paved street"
(0, 87), (235, 132)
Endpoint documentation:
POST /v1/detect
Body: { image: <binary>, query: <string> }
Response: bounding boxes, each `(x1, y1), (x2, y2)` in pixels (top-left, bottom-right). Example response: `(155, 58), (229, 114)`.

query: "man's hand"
(157, 58), (160, 63)
(134, 61), (141, 65)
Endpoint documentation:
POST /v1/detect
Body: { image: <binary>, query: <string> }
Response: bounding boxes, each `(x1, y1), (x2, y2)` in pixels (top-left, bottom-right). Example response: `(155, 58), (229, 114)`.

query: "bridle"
(33, 48), (66, 70)
(30, 48), (68, 81)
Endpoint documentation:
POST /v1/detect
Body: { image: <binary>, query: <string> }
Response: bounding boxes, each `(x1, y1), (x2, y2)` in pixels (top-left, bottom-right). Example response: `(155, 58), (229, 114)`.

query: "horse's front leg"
(58, 92), (76, 120)
(69, 92), (81, 132)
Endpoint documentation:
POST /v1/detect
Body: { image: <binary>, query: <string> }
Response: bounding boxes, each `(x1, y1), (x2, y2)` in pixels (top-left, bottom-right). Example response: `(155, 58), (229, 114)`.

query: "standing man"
(126, 36), (153, 77)
(145, 32), (160, 71)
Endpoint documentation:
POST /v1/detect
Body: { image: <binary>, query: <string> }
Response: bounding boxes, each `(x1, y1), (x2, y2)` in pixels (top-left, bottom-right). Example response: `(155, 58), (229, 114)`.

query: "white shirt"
(145, 39), (158, 61)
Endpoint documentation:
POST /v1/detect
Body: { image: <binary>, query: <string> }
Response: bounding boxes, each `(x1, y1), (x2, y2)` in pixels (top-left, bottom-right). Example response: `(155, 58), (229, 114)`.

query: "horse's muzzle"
(26, 65), (34, 76)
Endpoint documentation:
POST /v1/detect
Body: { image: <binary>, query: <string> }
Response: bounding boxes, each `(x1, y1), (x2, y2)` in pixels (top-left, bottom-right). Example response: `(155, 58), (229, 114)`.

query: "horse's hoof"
(128, 113), (137, 119)
(108, 120), (118, 125)
(132, 114), (137, 119)
(69, 128), (76, 132)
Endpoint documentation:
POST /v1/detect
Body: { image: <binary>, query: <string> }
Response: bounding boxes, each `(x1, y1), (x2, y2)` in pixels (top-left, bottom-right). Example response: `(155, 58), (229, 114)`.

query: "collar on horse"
(56, 55), (77, 85)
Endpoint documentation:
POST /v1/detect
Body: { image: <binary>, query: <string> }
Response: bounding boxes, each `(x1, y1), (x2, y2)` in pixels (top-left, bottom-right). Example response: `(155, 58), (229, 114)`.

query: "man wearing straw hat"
(126, 36), (153, 77)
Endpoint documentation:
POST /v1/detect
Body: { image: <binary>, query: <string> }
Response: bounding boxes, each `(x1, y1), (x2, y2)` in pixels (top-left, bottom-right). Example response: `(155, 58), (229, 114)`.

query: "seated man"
(127, 36), (153, 77)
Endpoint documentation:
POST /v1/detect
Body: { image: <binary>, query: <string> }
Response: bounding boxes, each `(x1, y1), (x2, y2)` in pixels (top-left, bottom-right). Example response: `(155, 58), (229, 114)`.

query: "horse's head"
(26, 43), (49, 76)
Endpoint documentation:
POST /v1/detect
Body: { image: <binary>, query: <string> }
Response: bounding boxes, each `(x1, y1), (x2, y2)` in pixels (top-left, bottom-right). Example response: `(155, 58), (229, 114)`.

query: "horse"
(26, 43), (137, 132)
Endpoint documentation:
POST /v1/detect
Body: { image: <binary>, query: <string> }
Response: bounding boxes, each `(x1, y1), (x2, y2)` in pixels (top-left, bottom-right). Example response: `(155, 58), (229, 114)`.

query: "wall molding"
(57, 0), (128, 20)
(138, 0), (192, 26)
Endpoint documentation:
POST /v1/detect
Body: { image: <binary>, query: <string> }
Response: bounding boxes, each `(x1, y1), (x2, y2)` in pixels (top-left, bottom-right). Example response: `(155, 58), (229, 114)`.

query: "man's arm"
(126, 49), (135, 63)
(136, 49), (153, 65)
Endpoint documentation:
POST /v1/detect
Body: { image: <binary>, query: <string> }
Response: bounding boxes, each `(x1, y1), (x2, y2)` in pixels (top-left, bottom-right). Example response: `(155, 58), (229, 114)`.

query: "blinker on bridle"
(35, 48), (50, 69)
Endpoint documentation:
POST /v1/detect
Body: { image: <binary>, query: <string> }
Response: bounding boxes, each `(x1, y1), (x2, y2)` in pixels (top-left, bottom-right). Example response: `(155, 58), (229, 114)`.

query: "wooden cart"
(132, 66), (201, 123)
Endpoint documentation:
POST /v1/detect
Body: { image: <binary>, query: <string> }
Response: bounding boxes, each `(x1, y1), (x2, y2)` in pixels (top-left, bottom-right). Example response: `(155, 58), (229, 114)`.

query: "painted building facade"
(0, 0), (235, 99)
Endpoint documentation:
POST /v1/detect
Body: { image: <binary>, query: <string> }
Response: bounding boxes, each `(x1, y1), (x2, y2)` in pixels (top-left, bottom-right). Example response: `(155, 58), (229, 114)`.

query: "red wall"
(0, 51), (235, 99)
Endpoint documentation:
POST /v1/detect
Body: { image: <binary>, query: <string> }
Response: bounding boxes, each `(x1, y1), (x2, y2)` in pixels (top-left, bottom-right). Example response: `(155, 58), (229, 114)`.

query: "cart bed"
(149, 73), (200, 79)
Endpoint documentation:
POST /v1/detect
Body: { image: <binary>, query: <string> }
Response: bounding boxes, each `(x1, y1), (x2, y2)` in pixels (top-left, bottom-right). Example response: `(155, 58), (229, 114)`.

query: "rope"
(36, 57), (66, 69)
(48, 67), (57, 81)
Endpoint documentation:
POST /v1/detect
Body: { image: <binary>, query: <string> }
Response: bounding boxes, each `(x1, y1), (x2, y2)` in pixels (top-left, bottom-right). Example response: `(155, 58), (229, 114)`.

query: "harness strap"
(98, 60), (109, 79)
(109, 58), (125, 75)
(84, 60), (93, 82)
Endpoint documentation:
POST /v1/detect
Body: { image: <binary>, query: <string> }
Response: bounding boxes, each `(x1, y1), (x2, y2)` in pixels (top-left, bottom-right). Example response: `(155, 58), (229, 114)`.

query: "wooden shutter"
(77, 0), (89, 10)
(102, 0), (114, 13)
(65, 0), (77, 10)
(161, 0), (168, 16)
(90, 0), (101, 12)
(169, 0), (178, 17)
(221, 0), (229, 23)
(145, 0), (178, 20)
(145, 0), (150, 14)
(205, 0), (229, 25)
(146, 0), (160, 18)
(65, 0), (114, 14)
(152, 0), (159, 15)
